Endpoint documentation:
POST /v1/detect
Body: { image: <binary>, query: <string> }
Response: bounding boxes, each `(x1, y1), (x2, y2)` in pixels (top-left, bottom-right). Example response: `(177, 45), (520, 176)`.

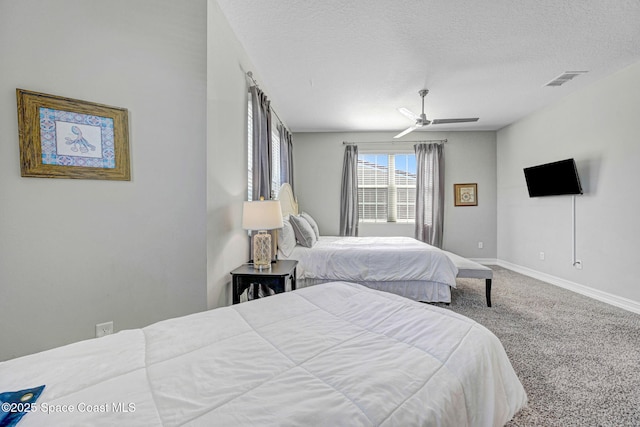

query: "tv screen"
(524, 158), (583, 197)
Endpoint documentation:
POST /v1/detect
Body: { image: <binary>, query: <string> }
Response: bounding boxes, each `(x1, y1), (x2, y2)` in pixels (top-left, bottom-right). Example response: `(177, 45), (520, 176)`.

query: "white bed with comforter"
(276, 184), (458, 302)
(0, 282), (525, 426)
(281, 235), (458, 302)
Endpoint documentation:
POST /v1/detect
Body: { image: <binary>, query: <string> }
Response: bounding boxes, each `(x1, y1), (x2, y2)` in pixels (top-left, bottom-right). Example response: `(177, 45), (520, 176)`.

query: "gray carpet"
(445, 266), (640, 427)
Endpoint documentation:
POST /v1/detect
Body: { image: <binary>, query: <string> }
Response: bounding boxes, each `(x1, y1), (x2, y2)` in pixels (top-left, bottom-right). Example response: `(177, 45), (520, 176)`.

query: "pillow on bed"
(290, 215), (317, 248)
(300, 211), (320, 239)
(278, 217), (296, 257)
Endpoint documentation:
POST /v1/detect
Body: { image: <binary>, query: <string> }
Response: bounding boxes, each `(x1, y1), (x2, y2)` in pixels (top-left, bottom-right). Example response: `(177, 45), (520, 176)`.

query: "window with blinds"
(271, 131), (281, 199)
(247, 91), (282, 201)
(357, 153), (416, 223)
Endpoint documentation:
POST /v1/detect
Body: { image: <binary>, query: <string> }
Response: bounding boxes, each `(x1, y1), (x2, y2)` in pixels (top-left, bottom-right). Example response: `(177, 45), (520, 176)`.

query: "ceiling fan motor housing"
(418, 90), (429, 125)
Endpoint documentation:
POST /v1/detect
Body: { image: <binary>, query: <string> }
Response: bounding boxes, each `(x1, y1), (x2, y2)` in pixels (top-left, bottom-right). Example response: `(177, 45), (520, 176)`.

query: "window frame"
(357, 150), (417, 224)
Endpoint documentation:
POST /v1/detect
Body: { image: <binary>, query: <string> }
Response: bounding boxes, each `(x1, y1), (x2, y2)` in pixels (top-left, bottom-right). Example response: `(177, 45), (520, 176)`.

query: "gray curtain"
(278, 123), (294, 194)
(250, 86), (272, 201)
(339, 145), (359, 236)
(414, 143), (444, 247)
(249, 86), (273, 261)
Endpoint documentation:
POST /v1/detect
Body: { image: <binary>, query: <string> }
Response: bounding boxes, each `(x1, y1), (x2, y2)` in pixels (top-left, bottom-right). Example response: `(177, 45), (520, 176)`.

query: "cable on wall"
(571, 195), (583, 269)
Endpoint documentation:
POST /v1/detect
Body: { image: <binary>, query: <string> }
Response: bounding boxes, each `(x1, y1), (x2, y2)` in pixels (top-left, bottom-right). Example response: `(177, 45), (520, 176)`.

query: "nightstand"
(230, 259), (298, 304)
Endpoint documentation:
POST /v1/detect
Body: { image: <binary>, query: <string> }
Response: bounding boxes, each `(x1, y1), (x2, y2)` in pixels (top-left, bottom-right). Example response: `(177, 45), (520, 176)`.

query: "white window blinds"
(357, 153), (416, 223)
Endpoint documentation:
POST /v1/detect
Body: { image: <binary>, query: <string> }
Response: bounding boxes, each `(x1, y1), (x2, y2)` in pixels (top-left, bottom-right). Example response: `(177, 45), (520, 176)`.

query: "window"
(270, 130), (281, 199)
(357, 153), (416, 223)
(247, 91), (282, 201)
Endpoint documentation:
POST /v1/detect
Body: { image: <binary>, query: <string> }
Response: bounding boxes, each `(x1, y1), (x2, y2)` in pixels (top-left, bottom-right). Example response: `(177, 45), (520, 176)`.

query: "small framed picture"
(454, 183), (477, 206)
(17, 89), (130, 180)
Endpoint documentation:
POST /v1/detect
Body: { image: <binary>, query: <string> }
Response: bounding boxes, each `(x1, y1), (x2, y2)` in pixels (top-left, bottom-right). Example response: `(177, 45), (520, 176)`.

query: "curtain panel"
(414, 143), (444, 247)
(250, 86), (272, 201)
(249, 86), (274, 260)
(278, 124), (294, 194)
(339, 144), (359, 236)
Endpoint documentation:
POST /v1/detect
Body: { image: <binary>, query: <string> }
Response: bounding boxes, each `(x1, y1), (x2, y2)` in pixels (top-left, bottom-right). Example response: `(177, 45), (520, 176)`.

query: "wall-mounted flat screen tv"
(524, 158), (583, 197)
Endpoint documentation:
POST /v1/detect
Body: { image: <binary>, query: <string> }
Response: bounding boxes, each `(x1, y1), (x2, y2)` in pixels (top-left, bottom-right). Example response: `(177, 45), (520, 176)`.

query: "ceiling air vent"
(545, 71), (588, 87)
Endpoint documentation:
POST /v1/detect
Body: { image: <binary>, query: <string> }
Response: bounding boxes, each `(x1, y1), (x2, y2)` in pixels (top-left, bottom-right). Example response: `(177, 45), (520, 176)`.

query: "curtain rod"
(246, 71), (291, 134)
(342, 139), (447, 145)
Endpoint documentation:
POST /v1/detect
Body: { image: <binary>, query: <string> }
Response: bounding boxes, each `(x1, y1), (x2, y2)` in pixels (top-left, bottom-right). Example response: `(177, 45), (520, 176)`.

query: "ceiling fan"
(394, 89), (479, 138)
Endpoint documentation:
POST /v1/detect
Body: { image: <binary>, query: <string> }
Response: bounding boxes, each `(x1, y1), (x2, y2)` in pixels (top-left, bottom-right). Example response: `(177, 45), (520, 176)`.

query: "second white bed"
(276, 183), (459, 302)
(280, 235), (458, 302)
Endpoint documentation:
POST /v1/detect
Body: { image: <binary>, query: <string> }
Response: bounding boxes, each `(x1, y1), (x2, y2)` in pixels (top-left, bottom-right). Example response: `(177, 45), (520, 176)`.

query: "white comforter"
(284, 236), (458, 285)
(0, 282), (526, 426)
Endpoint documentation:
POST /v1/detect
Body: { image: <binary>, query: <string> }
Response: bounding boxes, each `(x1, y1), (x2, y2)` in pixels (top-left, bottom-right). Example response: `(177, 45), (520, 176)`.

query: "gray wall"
(497, 60), (640, 305)
(207, 0), (264, 308)
(0, 0), (208, 360)
(293, 131), (497, 259)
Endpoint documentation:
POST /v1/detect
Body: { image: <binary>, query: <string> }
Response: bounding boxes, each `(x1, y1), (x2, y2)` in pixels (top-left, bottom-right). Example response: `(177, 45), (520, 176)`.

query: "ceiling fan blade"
(397, 107), (420, 121)
(393, 125), (419, 139)
(431, 118), (479, 125)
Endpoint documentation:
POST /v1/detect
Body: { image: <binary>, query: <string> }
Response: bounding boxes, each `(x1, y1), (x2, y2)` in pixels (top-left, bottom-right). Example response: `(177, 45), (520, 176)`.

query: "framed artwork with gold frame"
(454, 183), (478, 206)
(17, 89), (130, 180)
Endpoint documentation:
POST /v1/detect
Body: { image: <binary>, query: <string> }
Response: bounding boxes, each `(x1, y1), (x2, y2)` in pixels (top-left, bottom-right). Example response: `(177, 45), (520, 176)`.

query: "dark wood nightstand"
(230, 259), (298, 304)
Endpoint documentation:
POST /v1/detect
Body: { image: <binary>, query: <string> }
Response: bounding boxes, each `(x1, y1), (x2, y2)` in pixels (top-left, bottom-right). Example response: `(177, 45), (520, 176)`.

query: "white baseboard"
(496, 259), (640, 315)
(470, 258), (498, 265)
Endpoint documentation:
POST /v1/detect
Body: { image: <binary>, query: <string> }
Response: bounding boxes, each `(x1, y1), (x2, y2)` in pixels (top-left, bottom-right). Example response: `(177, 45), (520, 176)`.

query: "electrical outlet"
(574, 260), (583, 270)
(539, 252), (545, 260)
(96, 321), (114, 338)
(478, 241), (484, 249)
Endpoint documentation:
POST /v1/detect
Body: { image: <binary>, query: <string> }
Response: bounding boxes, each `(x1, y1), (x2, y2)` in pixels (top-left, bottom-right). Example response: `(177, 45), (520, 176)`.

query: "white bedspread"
(0, 282), (526, 426)
(283, 236), (458, 285)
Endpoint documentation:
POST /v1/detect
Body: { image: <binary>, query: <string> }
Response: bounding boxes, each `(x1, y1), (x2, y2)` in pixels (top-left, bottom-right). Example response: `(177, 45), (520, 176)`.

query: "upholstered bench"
(442, 251), (494, 307)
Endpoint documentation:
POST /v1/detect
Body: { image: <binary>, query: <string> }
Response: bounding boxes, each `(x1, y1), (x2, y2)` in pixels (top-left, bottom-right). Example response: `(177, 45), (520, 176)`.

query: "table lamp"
(242, 199), (283, 270)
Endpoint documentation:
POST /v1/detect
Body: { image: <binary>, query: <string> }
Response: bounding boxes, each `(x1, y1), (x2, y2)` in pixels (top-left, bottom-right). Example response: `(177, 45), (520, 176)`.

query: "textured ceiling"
(216, 0), (640, 133)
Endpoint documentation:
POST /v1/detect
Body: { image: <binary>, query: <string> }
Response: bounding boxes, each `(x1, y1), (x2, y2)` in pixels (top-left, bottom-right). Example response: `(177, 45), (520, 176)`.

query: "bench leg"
(485, 279), (492, 307)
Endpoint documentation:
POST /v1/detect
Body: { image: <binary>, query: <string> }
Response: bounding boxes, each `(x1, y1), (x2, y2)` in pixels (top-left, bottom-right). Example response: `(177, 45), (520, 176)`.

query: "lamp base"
(253, 231), (272, 270)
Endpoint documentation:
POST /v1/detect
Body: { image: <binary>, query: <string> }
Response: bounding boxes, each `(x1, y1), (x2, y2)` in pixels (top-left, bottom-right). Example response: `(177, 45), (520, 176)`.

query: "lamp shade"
(242, 200), (284, 231)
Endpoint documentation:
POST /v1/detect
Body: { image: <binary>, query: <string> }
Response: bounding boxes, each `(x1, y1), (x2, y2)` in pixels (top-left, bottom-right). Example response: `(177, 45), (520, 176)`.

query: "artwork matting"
(17, 89), (130, 180)
(454, 183), (478, 206)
